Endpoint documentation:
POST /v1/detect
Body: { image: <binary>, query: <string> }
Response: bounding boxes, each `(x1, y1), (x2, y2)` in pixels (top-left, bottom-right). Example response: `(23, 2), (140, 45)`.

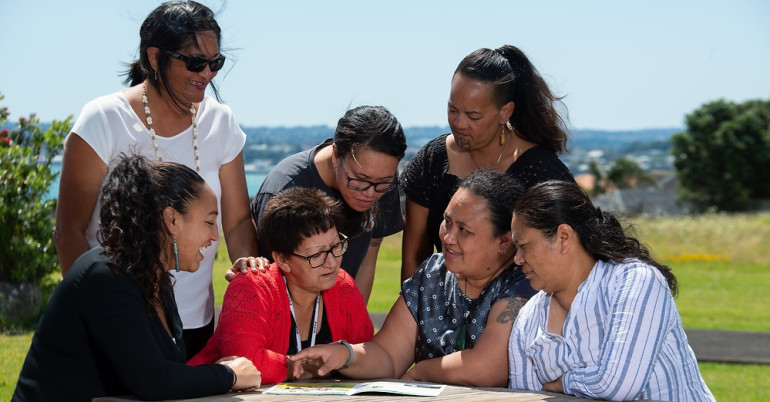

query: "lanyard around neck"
(283, 275), (320, 352)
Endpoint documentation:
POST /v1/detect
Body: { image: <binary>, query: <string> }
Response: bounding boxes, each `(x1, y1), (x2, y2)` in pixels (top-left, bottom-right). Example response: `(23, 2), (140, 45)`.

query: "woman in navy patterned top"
(289, 171), (535, 387)
(508, 181), (714, 401)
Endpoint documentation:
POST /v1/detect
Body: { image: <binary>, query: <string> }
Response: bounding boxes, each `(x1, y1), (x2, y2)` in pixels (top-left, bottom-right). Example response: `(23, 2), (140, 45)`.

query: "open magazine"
(264, 381), (446, 397)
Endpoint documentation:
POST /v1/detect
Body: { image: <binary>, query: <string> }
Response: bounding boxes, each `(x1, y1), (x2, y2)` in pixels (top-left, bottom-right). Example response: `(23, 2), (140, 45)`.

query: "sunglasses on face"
(163, 50), (226, 72)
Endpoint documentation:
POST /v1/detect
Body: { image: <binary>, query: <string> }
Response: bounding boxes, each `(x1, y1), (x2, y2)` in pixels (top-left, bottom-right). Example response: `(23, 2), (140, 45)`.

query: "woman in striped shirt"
(508, 180), (714, 401)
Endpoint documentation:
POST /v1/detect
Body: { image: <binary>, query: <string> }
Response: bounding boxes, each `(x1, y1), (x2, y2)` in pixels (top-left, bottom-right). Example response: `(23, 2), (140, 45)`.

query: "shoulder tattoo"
(496, 297), (527, 324)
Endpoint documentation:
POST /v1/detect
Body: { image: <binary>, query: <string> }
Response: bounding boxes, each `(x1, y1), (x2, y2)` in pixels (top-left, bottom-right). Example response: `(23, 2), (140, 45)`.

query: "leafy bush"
(672, 99), (770, 211)
(0, 92), (71, 284)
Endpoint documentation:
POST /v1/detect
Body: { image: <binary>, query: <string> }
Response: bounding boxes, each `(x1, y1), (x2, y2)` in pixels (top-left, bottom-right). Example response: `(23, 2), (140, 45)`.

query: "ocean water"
(46, 163), (268, 200)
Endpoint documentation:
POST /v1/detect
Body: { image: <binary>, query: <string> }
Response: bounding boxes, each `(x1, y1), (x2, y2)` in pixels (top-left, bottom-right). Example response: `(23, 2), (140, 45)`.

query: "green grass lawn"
(3, 212), (769, 401)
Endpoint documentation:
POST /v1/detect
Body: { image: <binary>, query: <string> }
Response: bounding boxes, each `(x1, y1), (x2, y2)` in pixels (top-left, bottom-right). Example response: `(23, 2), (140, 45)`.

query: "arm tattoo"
(496, 298), (527, 324)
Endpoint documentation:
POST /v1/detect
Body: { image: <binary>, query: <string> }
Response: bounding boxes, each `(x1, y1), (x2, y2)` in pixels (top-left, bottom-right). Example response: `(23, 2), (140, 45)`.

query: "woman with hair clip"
(14, 155), (260, 401)
(246, 105), (407, 302)
(54, 1), (259, 358)
(400, 45), (575, 281)
(508, 180), (714, 401)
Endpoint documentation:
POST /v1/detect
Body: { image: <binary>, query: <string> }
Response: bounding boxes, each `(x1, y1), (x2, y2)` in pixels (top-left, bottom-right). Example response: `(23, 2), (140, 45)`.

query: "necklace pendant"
(453, 324), (467, 351)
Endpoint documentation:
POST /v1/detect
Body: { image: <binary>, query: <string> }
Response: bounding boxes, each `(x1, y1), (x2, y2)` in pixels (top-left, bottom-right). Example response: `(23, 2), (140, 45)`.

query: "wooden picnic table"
(93, 379), (583, 401)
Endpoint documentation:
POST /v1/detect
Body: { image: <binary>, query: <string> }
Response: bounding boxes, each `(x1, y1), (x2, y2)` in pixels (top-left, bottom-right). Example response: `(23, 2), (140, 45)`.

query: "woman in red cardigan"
(188, 187), (373, 385)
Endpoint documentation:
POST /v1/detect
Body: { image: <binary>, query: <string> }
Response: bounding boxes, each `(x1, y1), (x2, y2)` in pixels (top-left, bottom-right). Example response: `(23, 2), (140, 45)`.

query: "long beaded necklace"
(141, 82), (200, 172)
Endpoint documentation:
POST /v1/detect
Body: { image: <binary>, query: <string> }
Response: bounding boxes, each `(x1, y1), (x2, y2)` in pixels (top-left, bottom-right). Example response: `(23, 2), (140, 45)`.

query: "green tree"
(671, 99), (770, 211)
(606, 157), (656, 189)
(0, 92), (71, 284)
(587, 159), (605, 196)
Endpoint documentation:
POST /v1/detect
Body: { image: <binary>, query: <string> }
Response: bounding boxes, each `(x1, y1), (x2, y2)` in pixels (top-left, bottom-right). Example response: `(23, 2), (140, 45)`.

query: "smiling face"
(171, 183), (219, 273)
(447, 73), (512, 150)
(280, 228), (343, 294)
(161, 30), (220, 104)
(334, 146), (399, 212)
(440, 188), (509, 277)
(510, 213), (565, 293)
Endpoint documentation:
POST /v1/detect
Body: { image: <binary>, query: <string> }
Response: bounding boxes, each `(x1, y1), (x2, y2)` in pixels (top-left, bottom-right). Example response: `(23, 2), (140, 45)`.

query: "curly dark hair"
(514, 180), (678, 296)
(261, 187), (344, 258)
(455, 45), (569, 153)
(98, 154), (206, 312)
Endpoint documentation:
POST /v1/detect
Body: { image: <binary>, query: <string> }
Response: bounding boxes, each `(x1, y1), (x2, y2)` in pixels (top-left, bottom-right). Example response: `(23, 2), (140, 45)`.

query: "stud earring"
(173, 236), (180, 273)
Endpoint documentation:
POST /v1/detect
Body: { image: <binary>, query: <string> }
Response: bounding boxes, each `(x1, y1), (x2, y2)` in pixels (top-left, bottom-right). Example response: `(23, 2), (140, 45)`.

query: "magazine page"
(263, 382), (355, 395)
(264, 381), (446, 397)
(349, 381), (446, 396)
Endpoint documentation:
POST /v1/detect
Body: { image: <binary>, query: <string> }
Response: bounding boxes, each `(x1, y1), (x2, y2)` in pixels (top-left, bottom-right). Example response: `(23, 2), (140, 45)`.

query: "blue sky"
(1, 0), (768, 130)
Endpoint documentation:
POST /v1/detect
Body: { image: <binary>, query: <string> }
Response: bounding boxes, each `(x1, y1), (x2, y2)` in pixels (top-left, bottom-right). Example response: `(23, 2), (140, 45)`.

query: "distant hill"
(569, 128), (682, 150)
(242, 125), (683, 151)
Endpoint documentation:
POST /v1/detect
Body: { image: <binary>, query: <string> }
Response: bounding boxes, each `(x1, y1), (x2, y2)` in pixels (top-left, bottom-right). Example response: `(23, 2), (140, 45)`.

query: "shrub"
(0, 92), (71, 285)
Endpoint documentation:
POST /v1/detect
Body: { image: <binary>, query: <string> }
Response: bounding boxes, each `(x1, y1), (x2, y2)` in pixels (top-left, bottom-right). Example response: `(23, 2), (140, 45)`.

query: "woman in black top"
(13, 155), (260, 401)
(400, 45), (575, 281)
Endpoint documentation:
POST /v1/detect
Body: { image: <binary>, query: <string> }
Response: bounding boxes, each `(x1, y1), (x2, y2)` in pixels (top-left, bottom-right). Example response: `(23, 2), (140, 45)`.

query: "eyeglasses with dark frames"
(291, 233), (348, 268)
(339, 157), (398, 193)
(163, 50), (226, 73)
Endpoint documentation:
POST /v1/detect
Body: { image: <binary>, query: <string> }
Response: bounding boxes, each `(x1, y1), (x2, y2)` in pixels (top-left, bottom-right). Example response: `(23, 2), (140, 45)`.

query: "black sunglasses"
(163, 50), (226, 73)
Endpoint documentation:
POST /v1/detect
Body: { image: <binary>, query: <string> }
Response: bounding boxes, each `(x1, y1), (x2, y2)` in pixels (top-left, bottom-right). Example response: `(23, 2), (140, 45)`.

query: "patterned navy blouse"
(401, 253), (536, 362)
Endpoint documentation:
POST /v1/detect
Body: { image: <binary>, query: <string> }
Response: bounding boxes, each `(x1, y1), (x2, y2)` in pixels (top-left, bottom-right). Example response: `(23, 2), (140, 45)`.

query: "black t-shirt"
(400, 133), (574, 252)
(250, 139), (404, 279)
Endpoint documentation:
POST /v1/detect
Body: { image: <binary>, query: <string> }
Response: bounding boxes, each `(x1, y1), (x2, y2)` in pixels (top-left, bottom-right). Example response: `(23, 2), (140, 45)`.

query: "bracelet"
(335, 339), (354, 369)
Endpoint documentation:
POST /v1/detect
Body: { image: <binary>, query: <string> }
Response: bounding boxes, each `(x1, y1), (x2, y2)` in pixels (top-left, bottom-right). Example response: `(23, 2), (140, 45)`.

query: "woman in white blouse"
(508, 180), (714, 401)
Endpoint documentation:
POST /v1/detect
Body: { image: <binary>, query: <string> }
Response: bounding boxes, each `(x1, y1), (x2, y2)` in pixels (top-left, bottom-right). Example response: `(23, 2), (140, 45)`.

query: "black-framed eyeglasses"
(163, 50), (226, 72)
(291, 233), (348, 268)
(339, 158), (398, 193)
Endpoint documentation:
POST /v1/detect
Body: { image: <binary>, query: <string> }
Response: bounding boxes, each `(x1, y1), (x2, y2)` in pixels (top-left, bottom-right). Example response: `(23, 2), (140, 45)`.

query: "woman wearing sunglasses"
(246, 105), (407, 302)
(189, 187), (374, 386)
(54, 1), (258, 359)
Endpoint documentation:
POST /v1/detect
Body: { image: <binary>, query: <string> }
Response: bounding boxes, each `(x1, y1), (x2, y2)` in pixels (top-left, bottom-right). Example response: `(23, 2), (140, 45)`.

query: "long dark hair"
(514, 180), (678, 296)
(455, 45), (569, 153)
(123, 1), (223, 111)
(458, 170), (523, 238)
(98, 154), (206, 311)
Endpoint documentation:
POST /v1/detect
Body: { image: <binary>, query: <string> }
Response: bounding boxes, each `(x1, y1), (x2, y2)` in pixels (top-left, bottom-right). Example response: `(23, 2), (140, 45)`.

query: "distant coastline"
(41, 126), (683, 201)
(46, 163), (268, 201)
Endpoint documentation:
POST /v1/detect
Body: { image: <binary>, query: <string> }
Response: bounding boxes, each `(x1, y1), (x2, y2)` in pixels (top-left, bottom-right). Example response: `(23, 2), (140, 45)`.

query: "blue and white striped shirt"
(508, 259), (714, 401)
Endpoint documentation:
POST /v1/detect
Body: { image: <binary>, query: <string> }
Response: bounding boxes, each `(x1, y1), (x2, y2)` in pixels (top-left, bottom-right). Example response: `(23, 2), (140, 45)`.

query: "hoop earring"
(173, 236), (180, 273)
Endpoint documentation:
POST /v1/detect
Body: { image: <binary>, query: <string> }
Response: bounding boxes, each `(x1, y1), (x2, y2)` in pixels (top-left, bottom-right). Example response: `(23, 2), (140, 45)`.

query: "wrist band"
(335, 340), (354, 369)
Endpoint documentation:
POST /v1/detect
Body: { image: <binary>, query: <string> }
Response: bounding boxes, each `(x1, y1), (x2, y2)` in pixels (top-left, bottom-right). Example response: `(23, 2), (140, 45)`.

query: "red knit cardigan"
(187, 264), (373, 384)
